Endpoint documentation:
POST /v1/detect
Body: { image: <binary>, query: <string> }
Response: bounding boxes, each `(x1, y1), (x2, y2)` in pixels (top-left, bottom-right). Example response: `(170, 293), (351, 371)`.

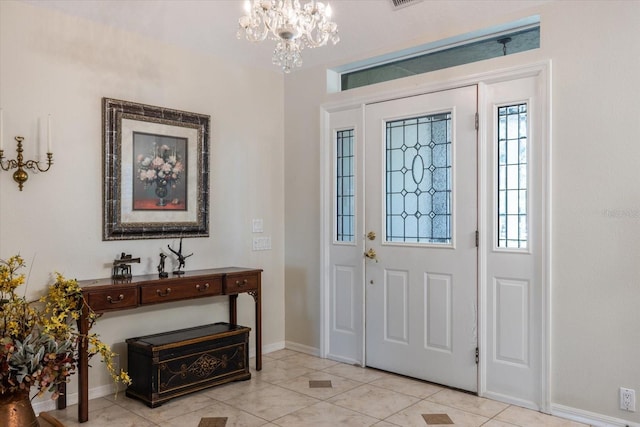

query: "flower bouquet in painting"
(136, 144), (184, 207)
(0, 255), (130, 414)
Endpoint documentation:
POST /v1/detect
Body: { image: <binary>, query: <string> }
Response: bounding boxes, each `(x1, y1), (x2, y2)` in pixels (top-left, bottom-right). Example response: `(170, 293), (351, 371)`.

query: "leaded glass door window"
(386, 113), (452, 244)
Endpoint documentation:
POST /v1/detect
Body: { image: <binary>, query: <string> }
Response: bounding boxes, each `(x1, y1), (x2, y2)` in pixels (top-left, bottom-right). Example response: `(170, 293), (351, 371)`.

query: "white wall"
(0, 0), (285, 405)
(284, 1), (640, 424)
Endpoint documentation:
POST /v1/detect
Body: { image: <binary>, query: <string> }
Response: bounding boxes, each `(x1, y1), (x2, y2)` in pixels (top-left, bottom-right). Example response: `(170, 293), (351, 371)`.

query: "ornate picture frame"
(102, 98), (210, 240)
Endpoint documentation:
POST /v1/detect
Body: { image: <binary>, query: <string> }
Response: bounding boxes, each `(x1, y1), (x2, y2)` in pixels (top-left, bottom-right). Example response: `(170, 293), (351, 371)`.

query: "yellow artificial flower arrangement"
(0, 255), (131, 398)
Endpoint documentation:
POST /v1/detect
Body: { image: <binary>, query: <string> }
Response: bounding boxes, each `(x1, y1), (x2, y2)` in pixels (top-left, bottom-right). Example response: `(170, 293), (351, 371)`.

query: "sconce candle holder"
(0, 136), (54, 191)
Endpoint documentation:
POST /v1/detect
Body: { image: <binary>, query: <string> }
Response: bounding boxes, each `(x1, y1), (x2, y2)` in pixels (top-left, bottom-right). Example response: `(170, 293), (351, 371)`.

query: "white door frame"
(320, 61), (551, 412)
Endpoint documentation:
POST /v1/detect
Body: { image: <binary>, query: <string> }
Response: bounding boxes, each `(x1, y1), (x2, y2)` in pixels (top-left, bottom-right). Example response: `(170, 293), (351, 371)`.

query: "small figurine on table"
(167, 238), (193, 275)
(112, 253), (140, 280)
(157, 253), (169, 278)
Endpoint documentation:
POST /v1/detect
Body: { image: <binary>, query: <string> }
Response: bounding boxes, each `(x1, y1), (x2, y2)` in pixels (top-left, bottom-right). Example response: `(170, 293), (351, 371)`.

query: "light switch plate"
(252, 219), (264, 233)
(252, 237), (271, 251)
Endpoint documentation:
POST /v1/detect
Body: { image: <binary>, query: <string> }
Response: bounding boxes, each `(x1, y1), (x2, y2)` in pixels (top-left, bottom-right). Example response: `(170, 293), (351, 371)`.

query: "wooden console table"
(60, 267), (262, 423)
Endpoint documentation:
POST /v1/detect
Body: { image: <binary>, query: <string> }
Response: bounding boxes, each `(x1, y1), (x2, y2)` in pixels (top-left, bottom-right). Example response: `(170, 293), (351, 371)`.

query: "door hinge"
(475, 230), (479, 247)
(475, 347), (479, 364)
(474, 112), (479, 130)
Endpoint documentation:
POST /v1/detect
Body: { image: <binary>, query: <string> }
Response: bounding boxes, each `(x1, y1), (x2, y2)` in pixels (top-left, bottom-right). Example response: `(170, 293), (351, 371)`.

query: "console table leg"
(247, 287), (262, 371)
(229, 294), (238, 324)
(56, 383), (66, 409)
(255, 289), (262, 371)
(78, 312), (89, 422)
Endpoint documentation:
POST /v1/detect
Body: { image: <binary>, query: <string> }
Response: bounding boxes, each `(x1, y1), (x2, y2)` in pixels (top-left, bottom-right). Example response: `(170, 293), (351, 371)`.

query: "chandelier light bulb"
(237, 0), (340, 73)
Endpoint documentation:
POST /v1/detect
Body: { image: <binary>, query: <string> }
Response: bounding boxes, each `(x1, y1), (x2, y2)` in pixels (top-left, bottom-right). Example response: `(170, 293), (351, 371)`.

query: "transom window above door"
(335, 17), (540, 91)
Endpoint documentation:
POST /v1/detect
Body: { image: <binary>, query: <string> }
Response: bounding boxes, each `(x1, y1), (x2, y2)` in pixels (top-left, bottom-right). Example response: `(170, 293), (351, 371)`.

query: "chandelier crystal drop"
(237, 0), (340, 73)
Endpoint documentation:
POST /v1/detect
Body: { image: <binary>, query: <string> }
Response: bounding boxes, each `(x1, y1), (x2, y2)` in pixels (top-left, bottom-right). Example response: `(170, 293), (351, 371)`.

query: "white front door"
(364, 86), (478, 391)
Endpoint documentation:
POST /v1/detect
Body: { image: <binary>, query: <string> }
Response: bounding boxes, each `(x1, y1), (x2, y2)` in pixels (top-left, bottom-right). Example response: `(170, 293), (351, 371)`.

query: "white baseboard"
(33, 398), (59, 416)
(32, 383), (125, 415)
(246, 341), (286, 359)
(262, 341), (286, 355)
(551, 404), (640, 427)
(478, 393), (640, 427)
(281, 342), (361, 366)
(284, 340), (320, 356)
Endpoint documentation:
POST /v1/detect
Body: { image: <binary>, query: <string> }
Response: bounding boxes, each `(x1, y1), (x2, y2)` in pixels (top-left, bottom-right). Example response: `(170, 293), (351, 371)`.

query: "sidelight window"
(336, 129), (355, 242)
(497, 103), (528, 249)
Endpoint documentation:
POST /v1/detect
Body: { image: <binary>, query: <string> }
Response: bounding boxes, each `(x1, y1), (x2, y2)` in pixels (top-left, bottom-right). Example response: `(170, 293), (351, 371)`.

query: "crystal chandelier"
(237, 0), (340, 73)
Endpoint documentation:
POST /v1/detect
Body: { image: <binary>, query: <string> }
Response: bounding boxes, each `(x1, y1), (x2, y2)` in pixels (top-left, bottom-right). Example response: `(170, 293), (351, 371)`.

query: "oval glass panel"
(412, 155), (425, 184)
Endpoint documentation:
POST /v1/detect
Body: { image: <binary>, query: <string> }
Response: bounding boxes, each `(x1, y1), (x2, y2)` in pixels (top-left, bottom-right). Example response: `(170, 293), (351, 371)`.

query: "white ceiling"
(24, 0), (551, 73)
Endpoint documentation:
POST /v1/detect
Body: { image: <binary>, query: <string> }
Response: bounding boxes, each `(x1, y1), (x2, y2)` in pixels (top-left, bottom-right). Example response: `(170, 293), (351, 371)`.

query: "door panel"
(333, 266), (356, 333)
(494, 278), (529, 364)
(484, 76), (542, 404)
(326, 108), (364, 365)
(426, 273), (452, 352)
(365, 86), (478, 392)
(384, 269), (409, 343)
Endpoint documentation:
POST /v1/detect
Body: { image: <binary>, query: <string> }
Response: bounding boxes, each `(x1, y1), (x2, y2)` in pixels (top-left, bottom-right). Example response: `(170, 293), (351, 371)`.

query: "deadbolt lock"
(367, 231), (376, 241)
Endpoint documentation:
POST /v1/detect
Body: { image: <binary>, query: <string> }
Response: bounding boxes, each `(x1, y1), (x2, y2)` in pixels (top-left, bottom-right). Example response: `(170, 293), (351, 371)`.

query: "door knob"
(367, 231), (376, 241)
(364, 248), (379, 262)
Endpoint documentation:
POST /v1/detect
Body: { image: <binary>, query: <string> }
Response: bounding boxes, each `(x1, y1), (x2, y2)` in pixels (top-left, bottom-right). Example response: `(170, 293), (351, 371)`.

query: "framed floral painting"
(102, 98), (210, 240)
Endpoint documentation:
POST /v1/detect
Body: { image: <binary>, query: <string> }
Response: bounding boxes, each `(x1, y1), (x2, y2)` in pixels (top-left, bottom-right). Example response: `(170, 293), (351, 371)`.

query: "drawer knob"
(107, 294), (124, 304)
(156, 288), (172, 297)
(196, 283), (210, 292)
(236, 279), (248, 287)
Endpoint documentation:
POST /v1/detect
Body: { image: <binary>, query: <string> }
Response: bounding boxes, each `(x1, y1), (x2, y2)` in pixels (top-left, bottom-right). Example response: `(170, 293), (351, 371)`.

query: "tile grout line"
(478, 403), (517, 426)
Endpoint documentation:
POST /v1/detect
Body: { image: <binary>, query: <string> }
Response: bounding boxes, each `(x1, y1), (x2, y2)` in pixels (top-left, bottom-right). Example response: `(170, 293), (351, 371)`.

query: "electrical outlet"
(620, 387), (636, 412)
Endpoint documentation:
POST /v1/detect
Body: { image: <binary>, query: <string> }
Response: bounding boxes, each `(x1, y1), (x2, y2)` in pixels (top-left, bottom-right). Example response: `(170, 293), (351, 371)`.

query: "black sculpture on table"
(157, 253), (169, 278)
(167, 238), (193, 275)
(112, 253), (140, 280)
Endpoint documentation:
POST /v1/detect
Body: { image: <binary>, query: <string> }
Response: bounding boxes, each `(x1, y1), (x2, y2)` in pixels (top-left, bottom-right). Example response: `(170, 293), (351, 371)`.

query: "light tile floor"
(46, 349), (588, 427)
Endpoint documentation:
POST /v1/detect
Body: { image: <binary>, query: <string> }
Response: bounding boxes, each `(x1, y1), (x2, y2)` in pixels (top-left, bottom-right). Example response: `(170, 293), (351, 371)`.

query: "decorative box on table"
(125, 322), (251, 407)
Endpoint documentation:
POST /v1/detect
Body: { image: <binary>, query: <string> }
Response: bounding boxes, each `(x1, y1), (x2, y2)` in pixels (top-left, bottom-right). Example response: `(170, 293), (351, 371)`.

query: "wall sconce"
(0, 111), (54, 191)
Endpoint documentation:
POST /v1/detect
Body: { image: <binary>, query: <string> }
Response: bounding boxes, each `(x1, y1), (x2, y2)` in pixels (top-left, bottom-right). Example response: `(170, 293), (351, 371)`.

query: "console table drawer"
(140, 277), (223, 304)
(224, 273), (259, 294)
(87, 288), (138, 312)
